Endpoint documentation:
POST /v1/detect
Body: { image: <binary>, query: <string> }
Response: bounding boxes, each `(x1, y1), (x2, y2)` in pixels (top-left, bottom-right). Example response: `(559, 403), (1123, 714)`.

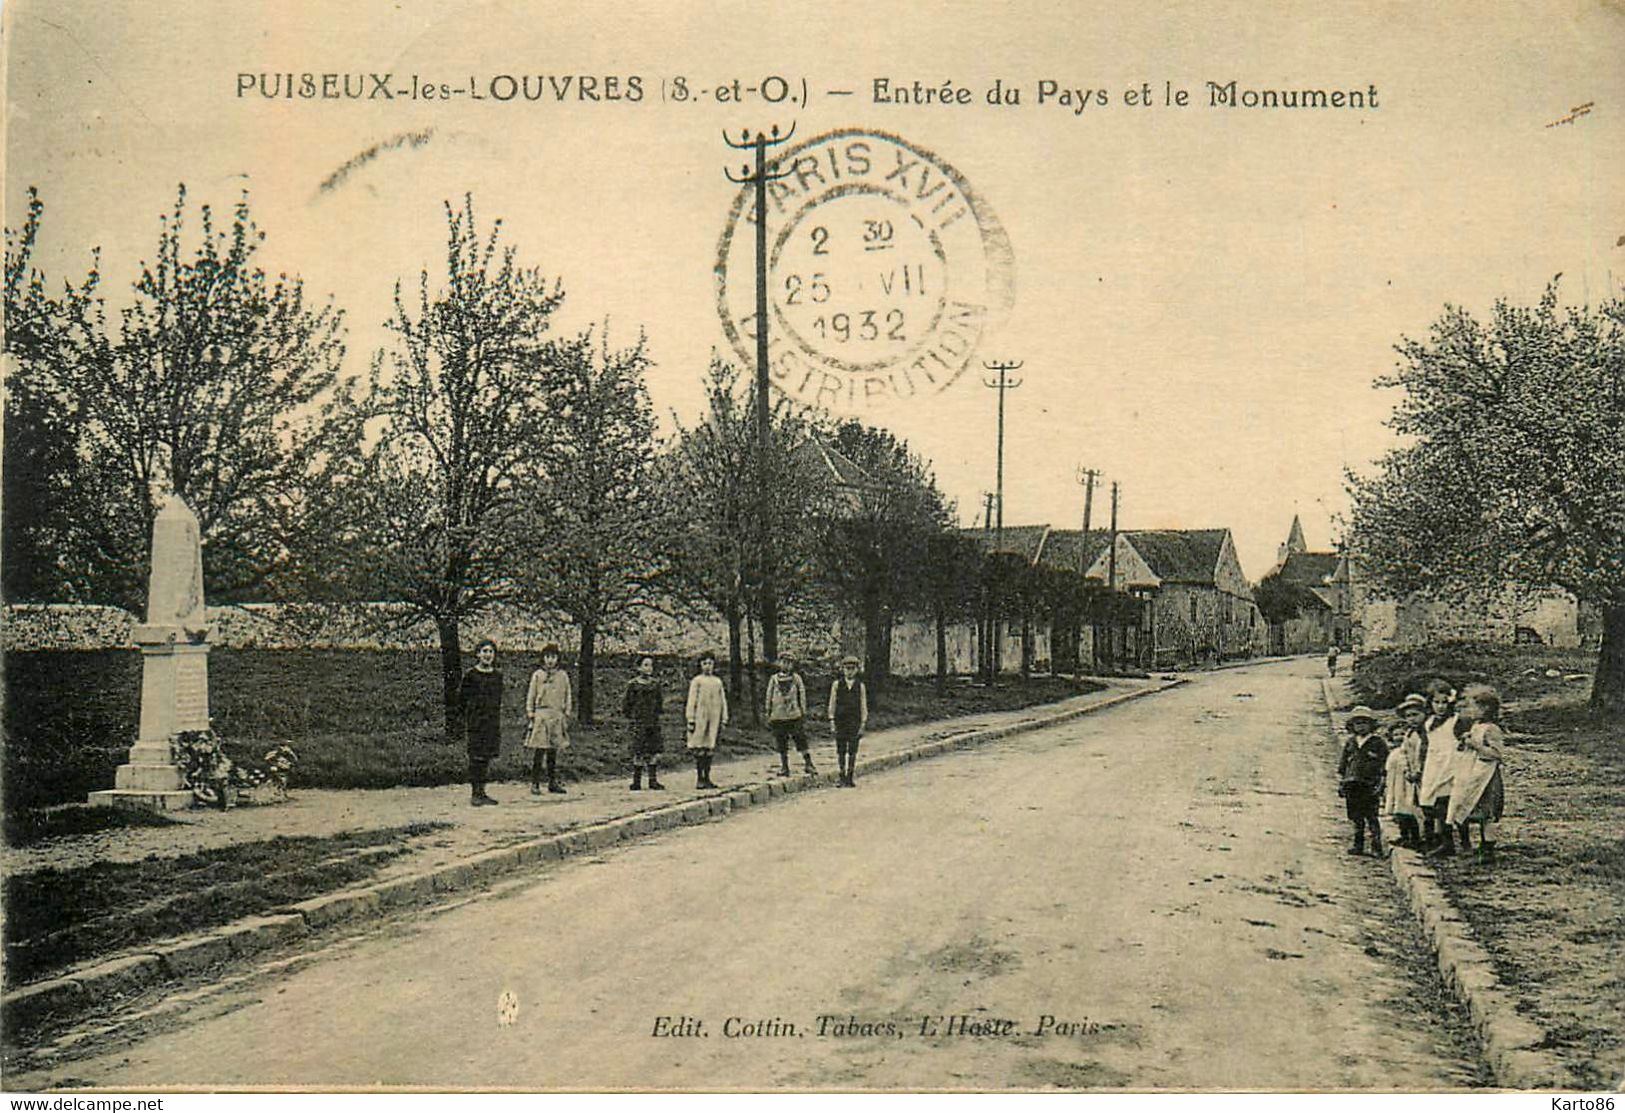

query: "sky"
(5, 0), (1623, 581)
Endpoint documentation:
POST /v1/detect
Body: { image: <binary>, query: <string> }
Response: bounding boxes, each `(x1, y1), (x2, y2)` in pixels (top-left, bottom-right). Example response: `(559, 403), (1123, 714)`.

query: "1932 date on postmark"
(716, 128), (1016, 412)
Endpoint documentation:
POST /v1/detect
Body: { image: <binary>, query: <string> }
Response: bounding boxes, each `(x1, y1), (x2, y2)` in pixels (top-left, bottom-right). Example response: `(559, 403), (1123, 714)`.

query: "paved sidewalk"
(6, 677), (1160, 881)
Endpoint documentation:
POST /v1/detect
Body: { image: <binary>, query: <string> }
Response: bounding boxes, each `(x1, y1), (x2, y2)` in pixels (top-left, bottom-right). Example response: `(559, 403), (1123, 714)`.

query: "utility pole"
(982, 361), (1023, 685)
(1108, 480), (1121, 667)
(981, 492), (994, 685)
(1074, 466), (1100, 677)
(1075, 466), (1100, 572)
(724, 123), (796, 666)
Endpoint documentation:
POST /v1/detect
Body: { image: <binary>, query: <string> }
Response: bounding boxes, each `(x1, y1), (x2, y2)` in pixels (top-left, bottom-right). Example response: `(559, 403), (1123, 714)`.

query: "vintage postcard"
(3, 0), (1622, 1095)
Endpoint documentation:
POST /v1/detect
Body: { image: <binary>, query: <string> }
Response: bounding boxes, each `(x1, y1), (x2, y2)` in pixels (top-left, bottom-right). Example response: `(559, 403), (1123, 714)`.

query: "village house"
(1070, 527), (1268, 667)
(887, 523), (1265, 676)
(1263, 516), (1353, 654)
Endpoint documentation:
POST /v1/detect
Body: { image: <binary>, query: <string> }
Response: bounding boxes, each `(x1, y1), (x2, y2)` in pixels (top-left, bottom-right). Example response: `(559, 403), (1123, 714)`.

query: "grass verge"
(4, 649), (1099, 813)
(1353, 644), (1623, 1089)
(3, 822), (448, 988)
(4, 805), (180, 849)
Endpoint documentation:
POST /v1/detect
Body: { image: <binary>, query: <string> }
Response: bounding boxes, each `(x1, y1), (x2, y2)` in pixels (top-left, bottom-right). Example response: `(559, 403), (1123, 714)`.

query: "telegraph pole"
(980, 492), (995, 685)
(982, 361), (1023, 684)
(1108, 481), (1121, 667)
(1074, 466), (1100, 676)
(724, 123), (796, 665)
(1075, 466), (1100, 572)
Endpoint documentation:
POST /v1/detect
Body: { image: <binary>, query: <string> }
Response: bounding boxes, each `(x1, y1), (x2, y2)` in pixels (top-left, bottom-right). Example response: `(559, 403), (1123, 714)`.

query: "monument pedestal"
(88, 635), (207, 811)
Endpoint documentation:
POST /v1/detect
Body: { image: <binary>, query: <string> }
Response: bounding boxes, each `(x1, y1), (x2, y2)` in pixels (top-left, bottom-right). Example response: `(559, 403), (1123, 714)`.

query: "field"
(1350, 643), (1624, 1089)
(2, 649), (1095, 817)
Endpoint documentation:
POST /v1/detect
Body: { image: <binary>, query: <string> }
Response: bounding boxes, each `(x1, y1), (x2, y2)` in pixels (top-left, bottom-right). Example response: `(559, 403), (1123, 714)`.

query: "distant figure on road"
(1326, 644), (1340, 676)
(765, 656), (814, 777)
(459, 638), (504, 807)
(828, 655), (869, 788)
(685, 651), (728, 790)
(524, 643), (572, 795)
(1337, 705), (1386, 857)
(622, 654), (665, 792)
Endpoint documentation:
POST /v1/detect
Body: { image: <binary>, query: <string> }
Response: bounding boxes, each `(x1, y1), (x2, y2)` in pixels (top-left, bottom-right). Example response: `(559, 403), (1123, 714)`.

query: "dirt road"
(22, 659), (1487, 1090)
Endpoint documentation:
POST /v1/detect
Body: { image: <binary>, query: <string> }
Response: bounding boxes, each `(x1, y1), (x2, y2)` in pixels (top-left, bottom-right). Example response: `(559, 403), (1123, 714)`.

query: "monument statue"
(89, 495), (210, 810)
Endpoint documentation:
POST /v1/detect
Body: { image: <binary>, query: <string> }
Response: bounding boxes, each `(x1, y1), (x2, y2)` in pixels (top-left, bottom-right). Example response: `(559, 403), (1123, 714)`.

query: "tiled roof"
(1038, 529), (1113, 573)
(1276, 551), (1340, 587)
(1123, 529), (1229, 585)
(792, 437), (872, 489)
(959, 524), (1051, 563)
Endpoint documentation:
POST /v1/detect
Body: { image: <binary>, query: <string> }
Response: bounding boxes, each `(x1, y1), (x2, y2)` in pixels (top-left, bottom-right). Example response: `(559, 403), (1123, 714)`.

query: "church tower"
(1277, 514), (1308, 566)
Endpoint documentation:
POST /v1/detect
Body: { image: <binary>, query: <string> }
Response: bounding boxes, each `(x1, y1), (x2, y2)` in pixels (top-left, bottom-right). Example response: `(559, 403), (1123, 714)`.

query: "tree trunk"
(746, 611), (761, 727)
(1020, 604), (1032, 681)
(863, 596), (887, 698)
(436, 616), (463, 742)
(760, 588), (778, 675)
(726, 603), (743, 702)
(1590, 600), (1625, 717)
(577, 620), (597, 725)
(935, 603), (948, 695)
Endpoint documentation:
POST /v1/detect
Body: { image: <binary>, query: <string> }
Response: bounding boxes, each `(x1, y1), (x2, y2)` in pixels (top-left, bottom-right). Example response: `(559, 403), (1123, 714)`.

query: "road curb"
(4, 678), (1183, 1044)
(1318, 682), (1577, 1091)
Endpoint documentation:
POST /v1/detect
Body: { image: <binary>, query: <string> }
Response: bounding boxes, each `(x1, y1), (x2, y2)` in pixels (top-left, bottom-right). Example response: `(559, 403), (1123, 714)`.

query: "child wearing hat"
(1338, 706), (1387, 857)
(1384, 694), (1429, 849)
(827, 655), (868, 787)
(524, 643), (572, 795)
(765, 655), (815, 777)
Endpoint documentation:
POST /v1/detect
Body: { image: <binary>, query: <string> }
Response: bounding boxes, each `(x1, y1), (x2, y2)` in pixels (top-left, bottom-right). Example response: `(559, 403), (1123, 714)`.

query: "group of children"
(1337, 680), (1507, 864)
(457, 643), (871, 805)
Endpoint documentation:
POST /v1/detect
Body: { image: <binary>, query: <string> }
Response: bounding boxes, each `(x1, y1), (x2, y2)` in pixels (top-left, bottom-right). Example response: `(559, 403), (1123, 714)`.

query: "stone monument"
(89, 495), (210, 810)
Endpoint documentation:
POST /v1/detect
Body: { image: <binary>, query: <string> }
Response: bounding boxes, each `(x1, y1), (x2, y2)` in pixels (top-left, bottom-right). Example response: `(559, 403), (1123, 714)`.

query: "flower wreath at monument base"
(174, 729), (298, 809)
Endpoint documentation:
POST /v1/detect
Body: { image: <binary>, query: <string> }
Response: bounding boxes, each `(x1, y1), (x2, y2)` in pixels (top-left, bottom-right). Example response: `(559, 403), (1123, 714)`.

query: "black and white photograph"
(2, 0), (1622, 1094)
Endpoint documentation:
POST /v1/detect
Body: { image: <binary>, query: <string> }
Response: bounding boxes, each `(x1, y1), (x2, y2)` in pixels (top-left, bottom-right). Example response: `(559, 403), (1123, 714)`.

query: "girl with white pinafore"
(1446, 684), (1507, 865)
(1416, 679), (1461, 856)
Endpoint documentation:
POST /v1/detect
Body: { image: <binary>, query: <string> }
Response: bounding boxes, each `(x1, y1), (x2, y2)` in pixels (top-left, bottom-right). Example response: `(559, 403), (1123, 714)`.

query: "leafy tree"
(519, 325), (660, 723)
(1253, 570), (1323, 626)
(3, 189), (84, 603)
(918, 530), (985, 692)
(1347, 284), (1625, 715)
(352, 196), (564, 733)
(3, 186), (349, 609)
(661, 358), (825, 699)
(815, 419), (953, 695)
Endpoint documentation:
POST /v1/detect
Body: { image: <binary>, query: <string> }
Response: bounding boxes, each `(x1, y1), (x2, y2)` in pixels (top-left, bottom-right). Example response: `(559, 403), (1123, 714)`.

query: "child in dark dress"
(623, 655), (665, 791)
(459, 638), (504, 806)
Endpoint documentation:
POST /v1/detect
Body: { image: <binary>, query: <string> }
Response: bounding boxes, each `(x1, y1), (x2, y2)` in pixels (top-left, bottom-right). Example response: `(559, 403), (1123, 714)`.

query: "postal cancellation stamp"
(715, 128), (1016, 412)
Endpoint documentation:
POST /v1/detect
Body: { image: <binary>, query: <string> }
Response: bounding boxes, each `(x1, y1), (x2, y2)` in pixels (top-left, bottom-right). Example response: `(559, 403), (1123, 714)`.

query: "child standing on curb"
(765, 656), (814, 777)
(685, 651), (728, 790)
(1338, 705), (1387, 857)
(1417, 679), (1460, 856)
(622, 655), (665, 791)
(1447, 684), (1507, 865)
(524, 643), (572, 795)
(828, 655), (868, 788)
(1384, 694), (1428, 849)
